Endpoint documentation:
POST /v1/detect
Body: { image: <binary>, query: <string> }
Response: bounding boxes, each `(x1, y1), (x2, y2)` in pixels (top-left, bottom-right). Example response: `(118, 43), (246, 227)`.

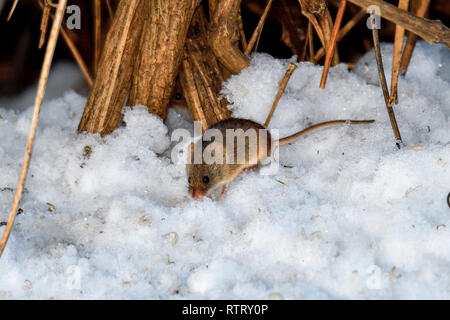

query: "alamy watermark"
(62, 4), (382, 35)
(366, 5), (381, 30)
(66, 5), (81, 30)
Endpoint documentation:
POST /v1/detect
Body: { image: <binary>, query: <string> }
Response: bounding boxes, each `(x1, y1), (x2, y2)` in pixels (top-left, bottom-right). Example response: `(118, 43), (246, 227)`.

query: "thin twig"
(253, 20), (265, 53)
(0, 0), (68, 258)
(238, 8), (248, 52)
(245, 0), (273, 55)
(105, 0), (114, 19)
(400, 0), (431, 76)
(0, 209), (23, 227)
(38, 0), (93, 87)
(39, 1), (51, 49)
(299, 24), (309, 61)
(389, 0), (410, 105)
(264, 63), (297, 127)
(370, 10), (402, 148)
(6, 0), (19, 21)
(320, 0), (347, 89)
(315, 8), (366, 61)
(60, 27), (94, 87)
(307, 21), (316, 64)
(93, 0), (102, 75)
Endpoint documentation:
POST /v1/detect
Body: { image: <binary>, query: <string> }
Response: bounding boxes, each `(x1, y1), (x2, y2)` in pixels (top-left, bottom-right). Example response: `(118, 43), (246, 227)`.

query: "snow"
(0, 42), (449, 299)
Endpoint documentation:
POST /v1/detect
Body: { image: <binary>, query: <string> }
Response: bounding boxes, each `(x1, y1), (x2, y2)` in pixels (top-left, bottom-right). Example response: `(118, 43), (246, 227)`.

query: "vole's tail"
(277, 120), (375, 146)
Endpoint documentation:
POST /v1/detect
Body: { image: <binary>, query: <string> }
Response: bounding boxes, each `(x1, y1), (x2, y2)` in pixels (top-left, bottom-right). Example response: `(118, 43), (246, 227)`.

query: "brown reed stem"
(389, 0), (410, 105)
(93, 0), (102, 75)
(315, 8), (366, 61)
(6, 0), (19, 21)
(400, 0), (431, 76)
(370, 12), (403, 147)
(264, 63), (298, 127)
(245, 0), (273, 54)
(320, 0), (347, 88)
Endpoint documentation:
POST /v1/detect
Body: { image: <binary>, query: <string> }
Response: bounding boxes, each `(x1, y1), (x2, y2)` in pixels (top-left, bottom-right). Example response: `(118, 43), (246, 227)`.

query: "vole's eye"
(188, 177), (192, 184)
(202, 176), (209, 184)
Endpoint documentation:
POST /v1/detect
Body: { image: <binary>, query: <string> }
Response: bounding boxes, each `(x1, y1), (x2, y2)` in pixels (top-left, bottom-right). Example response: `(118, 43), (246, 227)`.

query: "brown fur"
(186, 118), (374, 199)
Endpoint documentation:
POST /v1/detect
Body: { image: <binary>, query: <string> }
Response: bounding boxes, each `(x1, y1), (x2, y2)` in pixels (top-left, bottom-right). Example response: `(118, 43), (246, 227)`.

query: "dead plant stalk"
(389, 0), (410, 105)
(245, 0), (273, 55)
(320, 0), (347, 88)
(0, 0), (68, 258)
(400, 0), (431, 75)
(264, 63), (298, 127)
(370, 13), (403, 147)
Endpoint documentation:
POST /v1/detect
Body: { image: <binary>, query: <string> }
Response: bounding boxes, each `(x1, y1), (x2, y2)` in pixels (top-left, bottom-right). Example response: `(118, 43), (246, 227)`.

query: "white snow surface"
(0, 42), (449, 299)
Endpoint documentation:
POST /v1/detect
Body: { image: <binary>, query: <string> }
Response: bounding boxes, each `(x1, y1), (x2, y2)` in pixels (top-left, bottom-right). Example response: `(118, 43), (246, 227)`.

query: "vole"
(186, 118), (374, 199)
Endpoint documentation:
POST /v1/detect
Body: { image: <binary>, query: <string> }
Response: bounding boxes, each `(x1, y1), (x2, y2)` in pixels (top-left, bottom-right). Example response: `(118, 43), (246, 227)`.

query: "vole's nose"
(193, 189), (205, 199)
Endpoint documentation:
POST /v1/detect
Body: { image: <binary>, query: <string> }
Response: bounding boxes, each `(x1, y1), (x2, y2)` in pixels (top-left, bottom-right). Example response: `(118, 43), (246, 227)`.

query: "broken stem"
(38, 1), (51, 48)
(245, 0), (273, 55)
(264, 63), (298, 127)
